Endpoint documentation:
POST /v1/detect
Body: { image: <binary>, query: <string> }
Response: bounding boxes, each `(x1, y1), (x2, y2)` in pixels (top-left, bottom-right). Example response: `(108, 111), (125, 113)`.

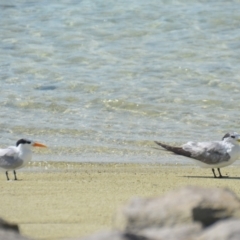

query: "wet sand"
(0, 162), (240, 240)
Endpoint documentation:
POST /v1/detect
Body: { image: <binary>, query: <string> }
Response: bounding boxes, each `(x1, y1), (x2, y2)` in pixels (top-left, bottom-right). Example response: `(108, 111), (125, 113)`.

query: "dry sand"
(0, 162), (240, 240)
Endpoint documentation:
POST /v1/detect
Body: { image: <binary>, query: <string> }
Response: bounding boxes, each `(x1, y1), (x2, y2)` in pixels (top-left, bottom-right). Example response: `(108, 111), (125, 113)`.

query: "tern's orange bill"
(33, 142), (47, 148)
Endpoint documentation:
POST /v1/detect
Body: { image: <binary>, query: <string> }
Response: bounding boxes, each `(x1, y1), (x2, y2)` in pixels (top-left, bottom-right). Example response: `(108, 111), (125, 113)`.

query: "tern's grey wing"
(0, 148), (23, 170)
(182, 141), (230, 164)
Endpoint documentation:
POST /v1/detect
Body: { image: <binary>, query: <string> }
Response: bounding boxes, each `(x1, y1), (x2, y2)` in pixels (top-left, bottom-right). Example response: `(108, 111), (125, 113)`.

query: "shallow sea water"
(1, 0), (240, 164)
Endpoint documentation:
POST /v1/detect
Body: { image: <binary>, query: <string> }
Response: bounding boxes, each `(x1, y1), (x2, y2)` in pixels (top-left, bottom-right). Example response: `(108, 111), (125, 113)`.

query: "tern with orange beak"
(0, 139), (47, 180)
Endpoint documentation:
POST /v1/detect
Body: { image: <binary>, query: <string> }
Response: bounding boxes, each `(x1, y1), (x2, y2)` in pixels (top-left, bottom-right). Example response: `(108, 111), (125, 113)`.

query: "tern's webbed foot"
(217, 168), (229, 178)
(218, 175), (229, 178)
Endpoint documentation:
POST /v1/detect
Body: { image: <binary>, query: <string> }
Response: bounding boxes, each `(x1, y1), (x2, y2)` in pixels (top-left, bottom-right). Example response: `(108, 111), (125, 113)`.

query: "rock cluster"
(2, 186), (240, 239)
(78, 186), (240, 240)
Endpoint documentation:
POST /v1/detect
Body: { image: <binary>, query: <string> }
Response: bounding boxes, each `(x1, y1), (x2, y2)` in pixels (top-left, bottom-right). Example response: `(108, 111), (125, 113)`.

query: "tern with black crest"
(0, 139), (47, 180)
(154, 132), (240, 178)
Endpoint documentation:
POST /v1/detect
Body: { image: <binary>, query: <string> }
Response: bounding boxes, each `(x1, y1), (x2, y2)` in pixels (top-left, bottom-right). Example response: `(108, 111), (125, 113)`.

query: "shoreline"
(1, 162), (240, 240)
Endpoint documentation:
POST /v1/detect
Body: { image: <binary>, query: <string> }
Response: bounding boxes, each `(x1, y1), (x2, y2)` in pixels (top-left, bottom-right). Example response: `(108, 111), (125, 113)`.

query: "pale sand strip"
(0, 162), (240, 240)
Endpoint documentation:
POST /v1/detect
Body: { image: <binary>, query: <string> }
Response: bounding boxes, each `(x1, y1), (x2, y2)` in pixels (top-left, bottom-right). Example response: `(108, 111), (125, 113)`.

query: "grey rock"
(75, 231), (135, 240)
(0, 218), (30, 240)
(0, 218), (19, 232)
(76, 224), (202, 240)
(137, 223), (202, 240)
(0, 229), (30, 240)
(122, 186), (240, 232)
(76, 186), (240, 240)
(196, 219), (240, 240)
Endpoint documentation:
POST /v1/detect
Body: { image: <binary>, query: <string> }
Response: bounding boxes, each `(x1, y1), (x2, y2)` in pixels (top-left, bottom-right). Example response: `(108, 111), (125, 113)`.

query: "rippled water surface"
(1, 0), (240, 164)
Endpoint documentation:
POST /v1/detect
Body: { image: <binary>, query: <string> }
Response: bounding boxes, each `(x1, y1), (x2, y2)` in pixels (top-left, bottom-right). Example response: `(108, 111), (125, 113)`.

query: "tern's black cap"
(16, 139), (31, 146)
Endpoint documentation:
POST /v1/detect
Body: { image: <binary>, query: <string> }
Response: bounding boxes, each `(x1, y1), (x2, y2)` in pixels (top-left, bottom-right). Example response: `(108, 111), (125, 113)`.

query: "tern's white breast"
(17, 147), (33, 168)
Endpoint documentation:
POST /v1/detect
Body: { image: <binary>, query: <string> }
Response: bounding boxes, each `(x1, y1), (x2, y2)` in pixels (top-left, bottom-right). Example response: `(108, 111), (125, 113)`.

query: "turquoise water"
(1, 0), (240, 164)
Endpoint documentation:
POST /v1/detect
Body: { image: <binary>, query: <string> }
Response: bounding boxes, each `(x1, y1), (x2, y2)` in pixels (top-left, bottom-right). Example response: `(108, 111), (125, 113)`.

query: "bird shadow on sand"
(7, 179), (23, 182)
(182, 176), (240, 180)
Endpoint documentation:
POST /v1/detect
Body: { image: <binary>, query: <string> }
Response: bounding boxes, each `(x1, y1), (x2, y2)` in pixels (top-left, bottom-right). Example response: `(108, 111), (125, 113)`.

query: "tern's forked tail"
(154, 141), (192, 158)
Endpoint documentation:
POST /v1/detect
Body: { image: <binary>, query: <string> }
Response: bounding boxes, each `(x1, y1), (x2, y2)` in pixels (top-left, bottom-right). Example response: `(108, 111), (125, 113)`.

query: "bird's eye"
(231, 136), (236, 138)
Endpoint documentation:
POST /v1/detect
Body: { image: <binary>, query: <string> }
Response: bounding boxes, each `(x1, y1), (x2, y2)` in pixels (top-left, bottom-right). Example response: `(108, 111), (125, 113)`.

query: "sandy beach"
(1, 162), (240, 240)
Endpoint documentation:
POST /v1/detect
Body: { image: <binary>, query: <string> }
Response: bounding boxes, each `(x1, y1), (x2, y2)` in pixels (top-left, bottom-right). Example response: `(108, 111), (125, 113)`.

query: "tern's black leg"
(212, 168), (217, 178)
(13, 170), (17, 181)
(217, 168), (223, 178)
(5, 171), (9, 181)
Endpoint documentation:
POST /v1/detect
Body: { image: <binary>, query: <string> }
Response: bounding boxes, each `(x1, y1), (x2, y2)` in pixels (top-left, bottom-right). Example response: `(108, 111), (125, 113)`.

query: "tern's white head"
(16, 139), (47, 150)
(222, 132), (240, 144)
